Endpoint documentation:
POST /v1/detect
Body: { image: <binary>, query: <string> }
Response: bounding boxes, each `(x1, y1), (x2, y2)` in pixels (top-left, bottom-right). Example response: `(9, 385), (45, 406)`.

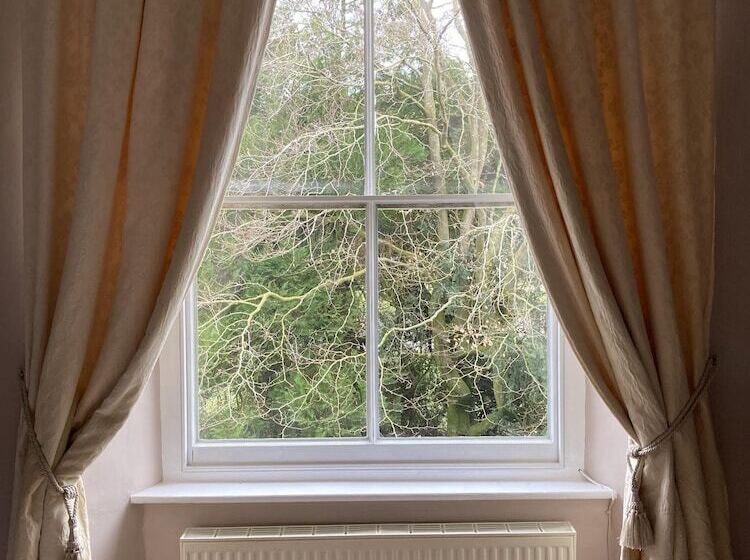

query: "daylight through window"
(194, 0), (549, 443)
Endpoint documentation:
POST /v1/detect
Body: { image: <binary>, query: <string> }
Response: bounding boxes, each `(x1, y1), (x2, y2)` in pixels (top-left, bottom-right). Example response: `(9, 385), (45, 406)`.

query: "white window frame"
(160, 298), (585, 482)
(158, 0), (587, 483)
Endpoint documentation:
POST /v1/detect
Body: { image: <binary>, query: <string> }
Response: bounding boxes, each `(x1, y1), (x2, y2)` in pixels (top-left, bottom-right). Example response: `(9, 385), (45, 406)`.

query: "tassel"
(62, 485), (84, 560)
(619, 496), (654, 550)
(65, 548), (84, 560)
(617, 357), (718, 550)
(619, 452), (654, 550)
(16, 371), (87, 559)
(64, 528), (84, 560)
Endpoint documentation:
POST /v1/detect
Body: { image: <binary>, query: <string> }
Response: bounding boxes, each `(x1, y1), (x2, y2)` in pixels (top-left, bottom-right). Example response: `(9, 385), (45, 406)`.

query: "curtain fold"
(6, 1), (276, 558)
(459, 1), (731, 558)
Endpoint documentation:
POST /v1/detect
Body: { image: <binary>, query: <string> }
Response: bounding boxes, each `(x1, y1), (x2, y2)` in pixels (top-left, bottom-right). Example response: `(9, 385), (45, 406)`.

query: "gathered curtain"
(459, 1), (732, 559)
(6, 1), (275, 558)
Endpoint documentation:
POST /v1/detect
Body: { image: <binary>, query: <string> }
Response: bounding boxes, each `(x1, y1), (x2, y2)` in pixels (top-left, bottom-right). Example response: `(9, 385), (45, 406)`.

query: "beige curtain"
(459, 1), (731, 559)
(6, 1), (275, 558)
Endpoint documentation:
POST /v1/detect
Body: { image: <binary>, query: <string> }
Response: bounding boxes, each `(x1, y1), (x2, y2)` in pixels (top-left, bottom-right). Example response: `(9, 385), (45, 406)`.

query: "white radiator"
(180, 522), (576, 560)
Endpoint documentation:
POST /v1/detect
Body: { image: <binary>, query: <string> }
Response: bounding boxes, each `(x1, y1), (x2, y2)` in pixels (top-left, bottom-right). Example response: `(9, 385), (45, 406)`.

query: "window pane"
(197, 209), (367, 439)
(378, 208), (548, 437)
(375, 0), (506, 195)
(230, 0), (365, 196)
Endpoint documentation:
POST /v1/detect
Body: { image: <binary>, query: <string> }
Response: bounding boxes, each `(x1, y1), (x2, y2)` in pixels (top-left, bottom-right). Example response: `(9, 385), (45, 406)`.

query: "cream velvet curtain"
(459, 1), (731, 559)
(7, 1), (275, 558)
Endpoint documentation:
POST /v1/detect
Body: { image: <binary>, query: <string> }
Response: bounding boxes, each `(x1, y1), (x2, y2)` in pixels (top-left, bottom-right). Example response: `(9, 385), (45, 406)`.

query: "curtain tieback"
(620, 355), (718, 551)
(17, 370), (84, 560)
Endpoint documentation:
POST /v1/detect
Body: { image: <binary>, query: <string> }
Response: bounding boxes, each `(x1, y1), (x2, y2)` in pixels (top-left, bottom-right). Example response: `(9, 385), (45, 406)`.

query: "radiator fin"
(182, 523), (575, 560)
(184, 549), (570, 560)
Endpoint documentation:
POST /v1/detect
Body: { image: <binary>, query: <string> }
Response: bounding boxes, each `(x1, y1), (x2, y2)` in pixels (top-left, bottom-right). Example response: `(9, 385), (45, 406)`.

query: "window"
(161, 0), (585, 480)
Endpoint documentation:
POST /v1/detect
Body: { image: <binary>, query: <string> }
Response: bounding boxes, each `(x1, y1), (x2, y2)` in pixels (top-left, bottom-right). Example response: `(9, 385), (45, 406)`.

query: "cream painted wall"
(1, 2), (749, 559)
(82, 371), (162, 560)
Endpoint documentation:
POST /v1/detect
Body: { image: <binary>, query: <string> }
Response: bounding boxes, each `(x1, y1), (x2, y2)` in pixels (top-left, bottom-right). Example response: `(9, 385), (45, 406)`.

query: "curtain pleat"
(459, 1), (732, 558)
(6, 1), (276, 558)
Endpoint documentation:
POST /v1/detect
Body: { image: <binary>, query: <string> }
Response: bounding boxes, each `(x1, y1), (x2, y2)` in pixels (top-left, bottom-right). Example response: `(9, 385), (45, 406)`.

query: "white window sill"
(130, 479), (613, 505)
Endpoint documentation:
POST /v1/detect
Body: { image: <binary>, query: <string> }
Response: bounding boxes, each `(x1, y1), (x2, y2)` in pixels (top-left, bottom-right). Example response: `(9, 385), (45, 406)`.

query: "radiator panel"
(181, 523), (575, 560)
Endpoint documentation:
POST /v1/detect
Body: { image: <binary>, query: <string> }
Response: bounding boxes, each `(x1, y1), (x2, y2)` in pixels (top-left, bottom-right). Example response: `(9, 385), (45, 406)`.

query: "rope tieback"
(620, 355), (718, 551)
(18, 370), (84, 560)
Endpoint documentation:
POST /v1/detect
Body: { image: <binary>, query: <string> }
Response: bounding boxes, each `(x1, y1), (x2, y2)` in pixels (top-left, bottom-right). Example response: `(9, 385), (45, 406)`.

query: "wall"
(82, 371), (162, 560)
(711, 1), (750, 557)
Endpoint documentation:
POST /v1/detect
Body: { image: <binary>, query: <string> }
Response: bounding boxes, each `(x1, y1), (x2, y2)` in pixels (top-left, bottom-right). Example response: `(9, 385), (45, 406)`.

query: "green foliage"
(377, 208), (547, 437)
(198, 210), (367, 438)
(196, 0), (547, 441)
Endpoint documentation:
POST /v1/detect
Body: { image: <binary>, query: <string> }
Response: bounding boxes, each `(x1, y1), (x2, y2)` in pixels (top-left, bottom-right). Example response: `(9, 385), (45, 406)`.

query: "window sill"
(130, 479), (613, 504)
